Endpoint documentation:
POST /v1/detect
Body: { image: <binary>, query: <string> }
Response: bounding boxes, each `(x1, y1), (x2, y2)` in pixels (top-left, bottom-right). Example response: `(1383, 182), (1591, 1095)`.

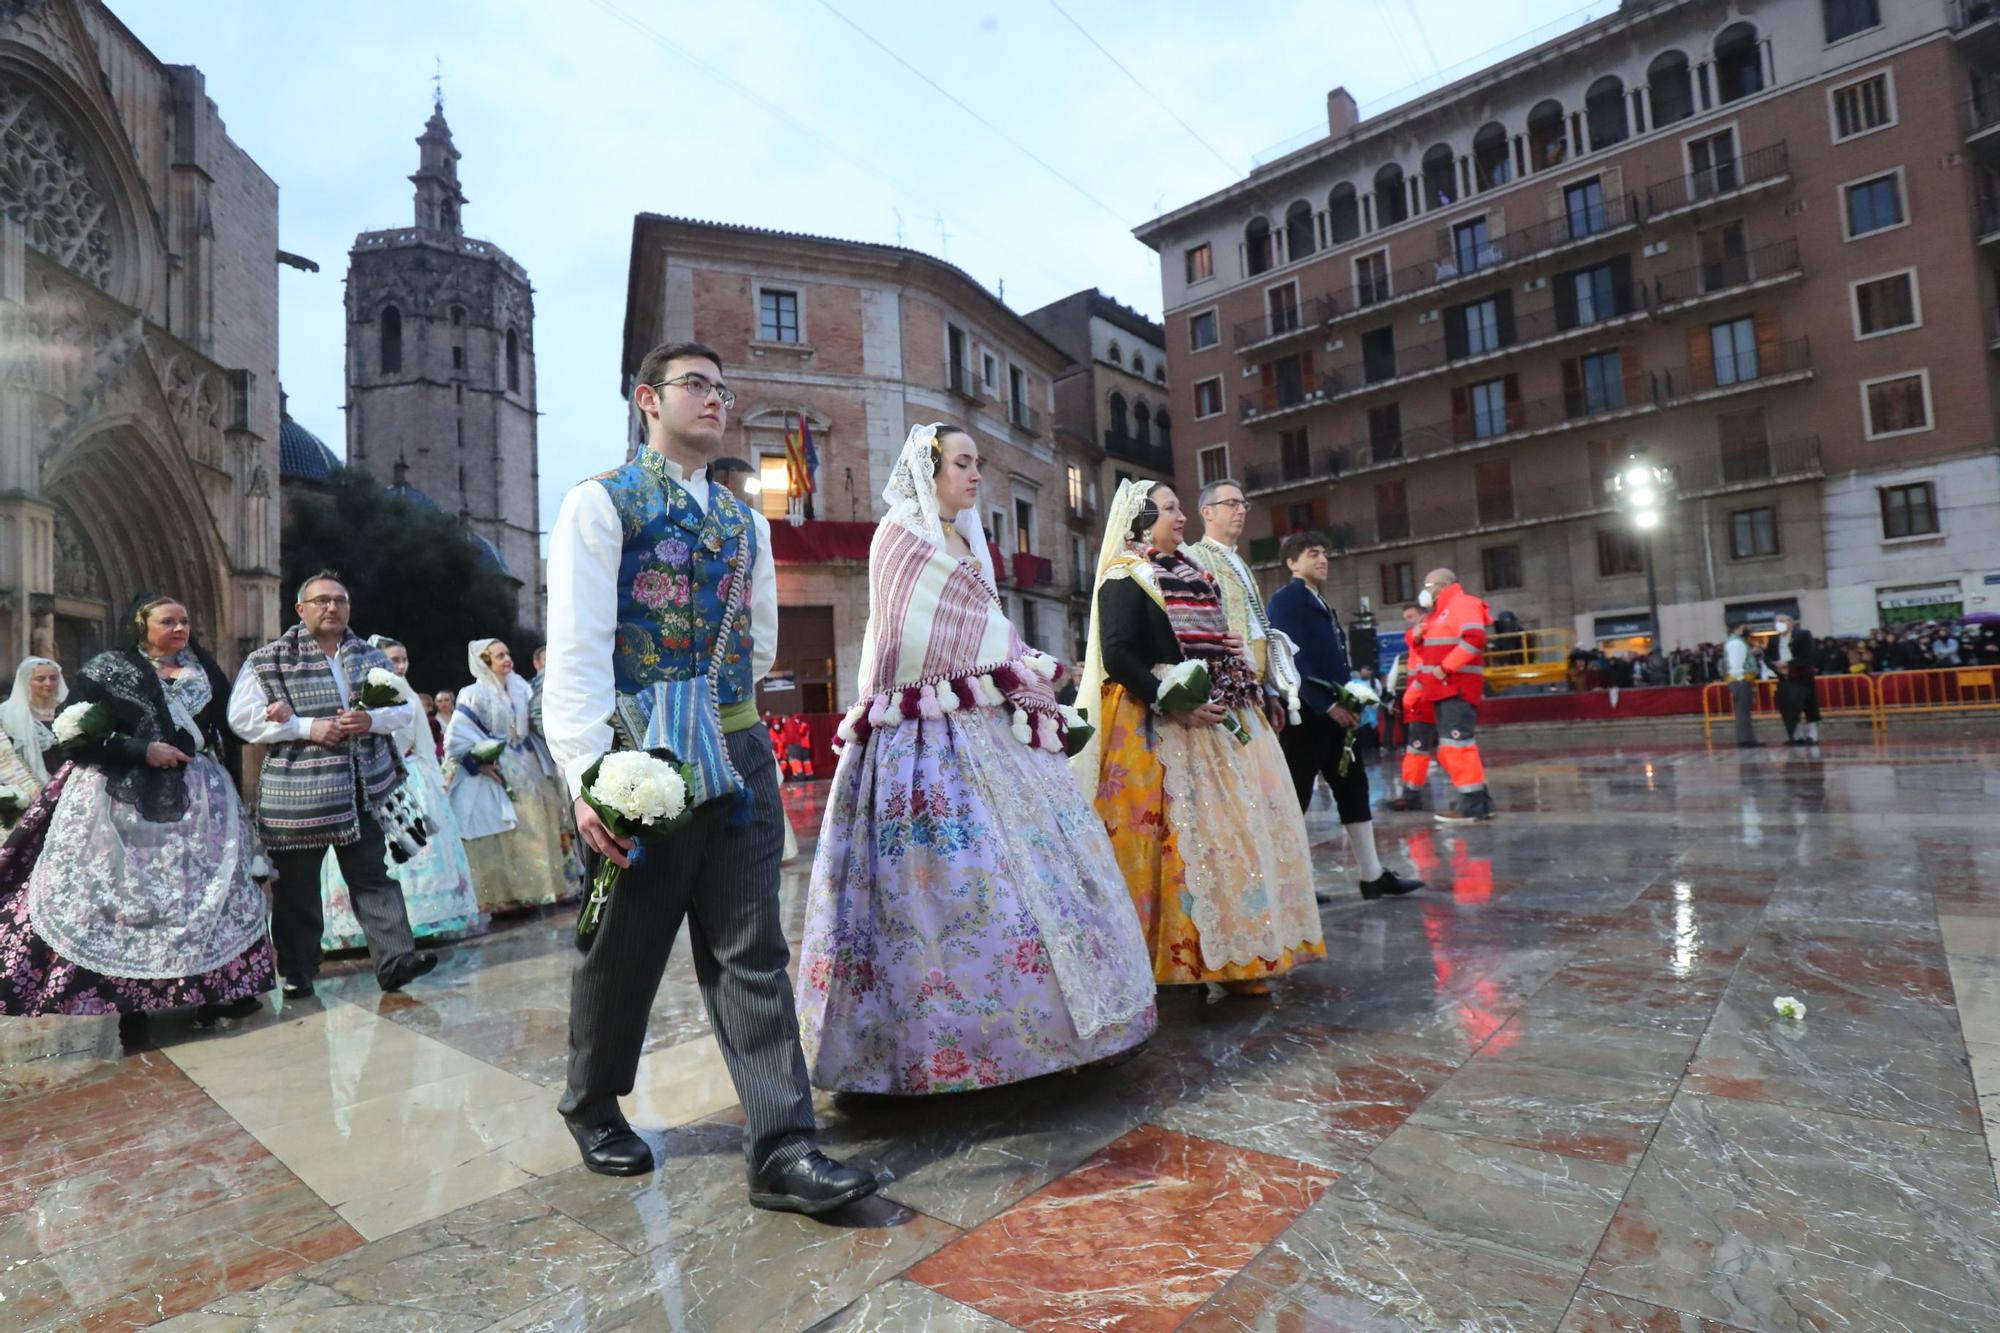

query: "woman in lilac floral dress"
(0, 596), (274, 1023)
(795, 424), (1156, 1094)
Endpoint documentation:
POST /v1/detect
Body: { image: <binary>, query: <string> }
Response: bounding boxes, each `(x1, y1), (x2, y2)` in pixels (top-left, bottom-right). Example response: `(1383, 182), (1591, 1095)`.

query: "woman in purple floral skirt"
(0, 595), (274, 1025)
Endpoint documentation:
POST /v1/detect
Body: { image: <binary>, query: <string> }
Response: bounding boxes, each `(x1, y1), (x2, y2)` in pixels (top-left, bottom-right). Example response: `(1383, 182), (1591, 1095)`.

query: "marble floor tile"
(1408, 1014), (1696, 1166)
(1523, 943), (1744, 1037)
(1586, 1092), (2000, 1330)
(1729, 925), (1956, 1013)
(1949, 954), (2000, 1048)
(1556, 1287), (1751, 1331)
(1182, 1198), (1583, 1332)
(1329, 1124), (1632, 1269)
(1941, 913), (2000, 960)
(1152, 1027), (1463, 1171)
(809, 1279), (1014, 1331)
(907, 1124), (1336, 1332)
(1967, 1039), (2000, 1195)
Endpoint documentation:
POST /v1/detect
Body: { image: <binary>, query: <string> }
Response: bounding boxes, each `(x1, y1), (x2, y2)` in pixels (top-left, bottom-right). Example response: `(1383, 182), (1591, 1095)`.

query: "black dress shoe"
(1380, 789), (1426, 813)
(1314, 888), (1336, 905)
(568, 1118), (654, 1176)
(1359, 870), (1424, 900)
(282, 980), (315, 1000)
(748, 1149), (878, 1215)
(196, 997), (263, 1025)
(379, 950), (439, 993)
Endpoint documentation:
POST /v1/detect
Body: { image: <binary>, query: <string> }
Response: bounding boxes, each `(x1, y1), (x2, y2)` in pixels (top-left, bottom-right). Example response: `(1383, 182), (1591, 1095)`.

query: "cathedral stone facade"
(343, 102), (541, 629)
(0, 0), (282, 672)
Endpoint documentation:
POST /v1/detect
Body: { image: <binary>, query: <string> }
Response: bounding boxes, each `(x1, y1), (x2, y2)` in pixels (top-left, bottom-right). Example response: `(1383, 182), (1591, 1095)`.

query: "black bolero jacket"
(1097, 577), (1185, 706)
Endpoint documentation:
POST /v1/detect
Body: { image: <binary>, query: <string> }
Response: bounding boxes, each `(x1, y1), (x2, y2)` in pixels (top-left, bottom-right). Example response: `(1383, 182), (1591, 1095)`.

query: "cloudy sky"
(113, 0), (1617, 536)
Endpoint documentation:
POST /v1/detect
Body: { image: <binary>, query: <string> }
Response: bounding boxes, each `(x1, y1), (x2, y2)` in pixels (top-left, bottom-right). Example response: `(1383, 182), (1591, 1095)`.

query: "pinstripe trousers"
(559, 725), (819, 1171)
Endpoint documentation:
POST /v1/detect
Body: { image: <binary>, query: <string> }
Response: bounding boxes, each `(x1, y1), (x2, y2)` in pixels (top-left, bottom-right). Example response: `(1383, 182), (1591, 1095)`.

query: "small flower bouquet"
(1154, 660), (1250, 744)
(355, 667), (402, 709)
(468, 738), (511, 794)
(0, 784), (29, 823)
(1772, 995), (1807, 1023)
(576, 748), (696, 948)
(1334, 678), (1382, 776)
(1058, 703), (1094, 758)
(52, 700), (116, 752)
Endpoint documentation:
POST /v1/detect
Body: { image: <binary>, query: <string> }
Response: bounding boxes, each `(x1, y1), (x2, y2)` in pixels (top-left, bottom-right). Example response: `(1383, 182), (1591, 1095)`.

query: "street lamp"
(1611, 457), (1677, 655)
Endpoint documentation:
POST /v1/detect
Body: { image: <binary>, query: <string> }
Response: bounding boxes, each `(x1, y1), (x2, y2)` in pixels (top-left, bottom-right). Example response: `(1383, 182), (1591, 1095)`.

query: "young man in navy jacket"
(1267, 531), (1424, 902)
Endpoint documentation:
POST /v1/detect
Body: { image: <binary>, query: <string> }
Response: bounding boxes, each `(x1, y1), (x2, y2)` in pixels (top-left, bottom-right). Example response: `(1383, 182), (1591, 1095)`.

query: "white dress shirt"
(543, 453), (778, 799)
(227, 650), (411, 745)
(1723, 636), (1753, 679)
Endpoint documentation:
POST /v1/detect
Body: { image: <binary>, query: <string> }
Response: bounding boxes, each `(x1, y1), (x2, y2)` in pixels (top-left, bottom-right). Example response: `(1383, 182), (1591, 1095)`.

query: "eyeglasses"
(303, 595), (351, 608)
(1207, 498), (1249, 510)
(653, 374), (736, 410)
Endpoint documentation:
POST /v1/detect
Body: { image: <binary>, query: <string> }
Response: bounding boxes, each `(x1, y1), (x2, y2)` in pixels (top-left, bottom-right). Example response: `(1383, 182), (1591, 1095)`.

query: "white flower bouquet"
(355, 666), (402, 709)
(1154, 660), (1250, 744)
(467, 738), (512, 794)
(575, 748), (696, 947)
(52, 700), (117, 751)
(1334, 678), (1382, 776)
(1057, 703), (1094, 758)
(0, 784), (29, 822)
(1772, 995), (1807, 1022)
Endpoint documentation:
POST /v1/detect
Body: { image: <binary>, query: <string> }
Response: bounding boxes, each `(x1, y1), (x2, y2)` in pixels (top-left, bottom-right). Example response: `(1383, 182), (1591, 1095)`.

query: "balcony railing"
(1103, 428), (1172, 472)
(1978, 199), (2000, 241)
(1243, 447), (1343, 492)
(1320, 193), (1640, 325)
(1067, 497), (1100, 523)
(1970, 84), (2000, 137)
(1952, 0), (2000, 30)
(1012, 551), (1054, 588)
(946, 360), (981, 400)
(1650, 238), (1801, 308)
(1009, 399), (1040, 433)
(1644, 141), (1791, 216)
(1233, 294), (1337, 350)
(1315, 436), (1823, 554)
(1660, 337), (1812, 401)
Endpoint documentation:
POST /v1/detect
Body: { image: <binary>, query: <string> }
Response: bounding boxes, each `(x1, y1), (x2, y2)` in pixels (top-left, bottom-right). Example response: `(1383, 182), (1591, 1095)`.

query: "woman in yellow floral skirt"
(1073, 479), (1324, 995)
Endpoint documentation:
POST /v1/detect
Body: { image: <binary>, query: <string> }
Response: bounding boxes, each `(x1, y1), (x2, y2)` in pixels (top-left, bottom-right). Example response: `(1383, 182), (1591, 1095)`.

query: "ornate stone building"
(343, 100), (541, 628)
(0, 0), (282, 672)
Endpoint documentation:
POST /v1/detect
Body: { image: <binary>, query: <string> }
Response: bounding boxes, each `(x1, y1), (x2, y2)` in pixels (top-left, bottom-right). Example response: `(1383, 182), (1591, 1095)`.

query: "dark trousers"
(560, 725), (817, 1172)
(1777, 677), (1819, 738)
(1279, 709), (1374, 824)
(1730, 680), (1757, 744)
(268, 812), (417, 985)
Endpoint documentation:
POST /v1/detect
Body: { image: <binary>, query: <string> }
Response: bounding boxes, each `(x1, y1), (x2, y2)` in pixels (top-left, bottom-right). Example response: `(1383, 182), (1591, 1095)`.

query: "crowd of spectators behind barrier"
(1554, 620), (2000, 692)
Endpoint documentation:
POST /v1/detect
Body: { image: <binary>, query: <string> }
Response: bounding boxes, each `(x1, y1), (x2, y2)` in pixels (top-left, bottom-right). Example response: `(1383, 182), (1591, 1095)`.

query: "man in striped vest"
(1395, 568), (1498, 824)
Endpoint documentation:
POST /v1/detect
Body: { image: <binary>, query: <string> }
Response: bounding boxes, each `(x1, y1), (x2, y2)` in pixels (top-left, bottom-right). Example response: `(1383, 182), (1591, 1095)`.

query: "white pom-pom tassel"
(1288, 703), (1302, 725)
(1036, 715), (1059, 751)
(980, 675), (1004, 707)
(1022, 652), (1057, 681)
(836, 705), (864, 743)
(917, 684), (944, 720)
(1012, 707), (1033, 745)
(938, 679), (962, 712)
(867, 694), (892, 727)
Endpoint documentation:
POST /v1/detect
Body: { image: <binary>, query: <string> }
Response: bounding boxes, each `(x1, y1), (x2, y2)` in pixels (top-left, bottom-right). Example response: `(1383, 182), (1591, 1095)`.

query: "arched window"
(1134, 401), (1153, 447)
(1422, 143), (1458, 209)
(450, 304), (466, 327)
(1245, 217), (1274, 276)
(1473, 122), (1512, 191)
(1108, 339), (1123, 366)
(1327, 183), (1360, 243)
(1823, 0), (1880, 44)
(1586, 76), (1629, 150)
(1154, 364), (1166, 384)
(1374, 163), (1408, 226)
(1285, 199), (1316, 259)
(380, 306), (402, 375)
(1649, 51), (1695, 127)
(1110, 391), (1129, 439)
(1155, 409), (1171, 450)
(1527, 100), (1567, 171)
(1132, 353), (1145, 376)
(505, 328), (521, 392)
(440, 200), (457, 230)
(1715, 23), (1763, 103)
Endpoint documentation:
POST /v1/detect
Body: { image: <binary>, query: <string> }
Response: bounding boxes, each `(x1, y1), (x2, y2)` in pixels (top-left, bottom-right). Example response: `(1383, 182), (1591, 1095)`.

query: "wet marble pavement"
(4, 734), (2000, 1330)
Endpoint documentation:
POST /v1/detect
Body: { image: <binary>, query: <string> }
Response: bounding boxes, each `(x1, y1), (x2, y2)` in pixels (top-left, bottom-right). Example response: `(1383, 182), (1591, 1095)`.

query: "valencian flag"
(785, 412), (818, 521)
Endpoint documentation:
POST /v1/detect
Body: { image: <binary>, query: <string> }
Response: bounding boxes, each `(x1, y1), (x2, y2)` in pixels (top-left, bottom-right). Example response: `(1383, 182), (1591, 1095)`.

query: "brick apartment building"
(1023, 288), (1178, 659)
(1138, 0), (2000, 649)
(620, 215), (1077, 713)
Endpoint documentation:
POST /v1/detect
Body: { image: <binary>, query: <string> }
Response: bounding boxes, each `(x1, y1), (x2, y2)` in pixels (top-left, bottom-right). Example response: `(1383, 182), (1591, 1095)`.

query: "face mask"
(1418, 588), (1436, 609)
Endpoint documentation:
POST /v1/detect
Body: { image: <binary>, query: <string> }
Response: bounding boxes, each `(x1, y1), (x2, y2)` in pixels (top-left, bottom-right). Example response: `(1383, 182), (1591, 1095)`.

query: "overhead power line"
(1044, 0), (1242, 180)
(811, 0), (1135, 229)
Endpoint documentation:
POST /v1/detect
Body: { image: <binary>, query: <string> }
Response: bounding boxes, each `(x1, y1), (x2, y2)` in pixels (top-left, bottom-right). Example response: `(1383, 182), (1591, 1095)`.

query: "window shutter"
(1686, 326), (1712, 390)
(1504, 374), (1525, 431)
(1451, 385), (1473, 442)
(1259, 361), (1276, 413)
(1301, 348), (1316, 382)
(1554, 272), (1579, 330)
(1753, 311), (1782, 372)
(1445, 305), (1469, 360)
(1619, 345), (1642, 405)
(1495, 289), (1517, 345)
(1434, 224), (1455, 258)
(1609, 254), (1634, 314)
(1312, 496), (1329, 528)
(1560, 357), (1583, 415)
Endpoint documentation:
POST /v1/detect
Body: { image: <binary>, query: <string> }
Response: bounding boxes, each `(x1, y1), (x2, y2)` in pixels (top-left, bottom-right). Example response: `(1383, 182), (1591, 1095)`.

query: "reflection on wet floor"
(4, 734), (1999, 1330)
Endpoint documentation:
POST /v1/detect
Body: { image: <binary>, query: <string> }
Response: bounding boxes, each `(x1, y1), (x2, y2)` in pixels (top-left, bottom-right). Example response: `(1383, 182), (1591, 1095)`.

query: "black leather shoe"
(282, 980), (315, 1000)
(1314, 888), (1336, 905)
(380, 950), (439, 993)
(196, 997), (263, 1026)
(1380, 788), (1426, 813)
(569, 1118), (654, 1176)
(1359, 870), (1424, 900)
(748, 1149), (878, 1215)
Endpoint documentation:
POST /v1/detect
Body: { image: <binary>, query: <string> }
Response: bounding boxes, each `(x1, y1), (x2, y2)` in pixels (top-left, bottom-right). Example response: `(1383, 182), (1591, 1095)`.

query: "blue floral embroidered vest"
(593, 454), (756, 703)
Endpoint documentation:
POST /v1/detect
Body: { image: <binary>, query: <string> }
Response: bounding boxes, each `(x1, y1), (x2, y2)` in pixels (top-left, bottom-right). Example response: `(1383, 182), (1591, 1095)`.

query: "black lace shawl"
(67, 647), (241, 823)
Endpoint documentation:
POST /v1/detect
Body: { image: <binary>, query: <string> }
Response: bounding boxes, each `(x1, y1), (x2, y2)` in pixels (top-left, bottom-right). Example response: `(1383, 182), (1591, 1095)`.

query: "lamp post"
(1611, 457), (1677, 655)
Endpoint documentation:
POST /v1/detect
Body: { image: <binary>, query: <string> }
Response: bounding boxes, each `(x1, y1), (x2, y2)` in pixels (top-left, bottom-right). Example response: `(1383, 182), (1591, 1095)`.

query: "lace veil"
(1069, 476), (1157, 793)
(0, 656), (66, 786)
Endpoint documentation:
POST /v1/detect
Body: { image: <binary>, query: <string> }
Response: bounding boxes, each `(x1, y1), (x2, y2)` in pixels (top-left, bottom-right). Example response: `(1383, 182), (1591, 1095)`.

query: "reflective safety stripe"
(1453, 637), (1484, 651)
(1422, 636), (1460, 645)
(1439, 735), (1479, 748)
(1455, 665), (1486, 675)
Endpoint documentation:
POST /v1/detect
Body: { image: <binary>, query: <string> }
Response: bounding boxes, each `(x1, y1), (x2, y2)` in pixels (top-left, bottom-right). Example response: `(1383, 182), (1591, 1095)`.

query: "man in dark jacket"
(1267, 531), (1423, 902)
(1763, 611), (1820, 744)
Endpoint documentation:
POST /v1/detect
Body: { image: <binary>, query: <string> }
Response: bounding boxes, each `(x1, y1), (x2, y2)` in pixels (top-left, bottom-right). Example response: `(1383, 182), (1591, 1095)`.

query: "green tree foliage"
(281, 469), (538, 694)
